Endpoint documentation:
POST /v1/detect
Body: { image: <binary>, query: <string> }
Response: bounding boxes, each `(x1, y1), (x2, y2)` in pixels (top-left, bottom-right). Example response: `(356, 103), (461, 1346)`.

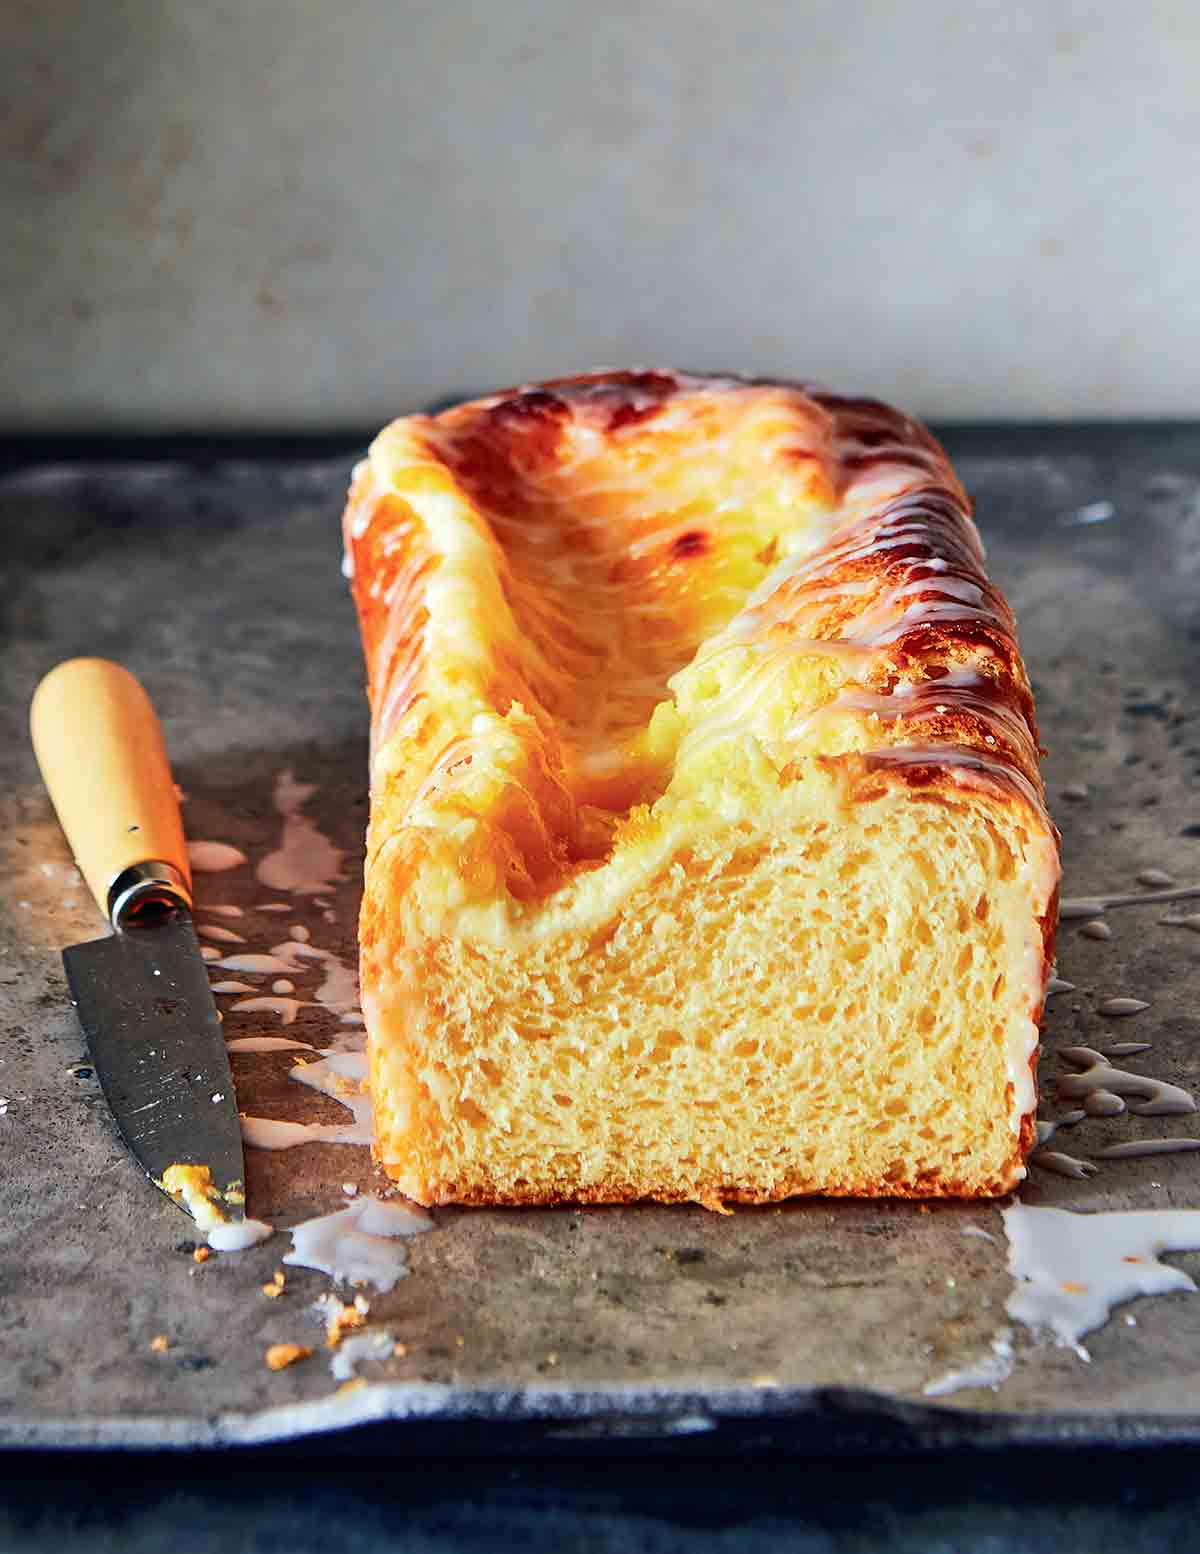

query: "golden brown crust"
(379, 1167), (1026, 1211)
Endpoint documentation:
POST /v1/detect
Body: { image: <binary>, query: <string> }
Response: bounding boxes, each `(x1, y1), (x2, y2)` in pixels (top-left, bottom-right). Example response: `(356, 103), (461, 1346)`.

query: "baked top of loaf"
(344, 371), (1060, 1208)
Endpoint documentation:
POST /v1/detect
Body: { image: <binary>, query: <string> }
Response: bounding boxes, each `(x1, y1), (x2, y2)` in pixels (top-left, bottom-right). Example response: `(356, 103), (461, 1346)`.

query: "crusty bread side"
(343, 372), (1060, 1208)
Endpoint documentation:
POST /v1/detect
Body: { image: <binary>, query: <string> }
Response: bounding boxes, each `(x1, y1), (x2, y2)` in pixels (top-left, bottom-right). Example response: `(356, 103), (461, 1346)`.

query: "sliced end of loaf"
(364, 762), (1055, 1207)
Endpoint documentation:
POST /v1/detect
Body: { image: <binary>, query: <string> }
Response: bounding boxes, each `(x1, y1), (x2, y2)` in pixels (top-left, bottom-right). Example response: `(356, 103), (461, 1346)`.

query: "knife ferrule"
(108, 860), (192, 928)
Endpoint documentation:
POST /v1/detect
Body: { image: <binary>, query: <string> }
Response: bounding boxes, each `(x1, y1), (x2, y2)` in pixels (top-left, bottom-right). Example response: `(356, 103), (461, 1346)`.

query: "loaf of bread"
(343, 371), (1060, 1208)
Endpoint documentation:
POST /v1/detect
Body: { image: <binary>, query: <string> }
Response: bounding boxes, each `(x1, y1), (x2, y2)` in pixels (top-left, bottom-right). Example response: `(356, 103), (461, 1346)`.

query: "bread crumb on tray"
(265, 1342), (313, 1371)
(318, 1294), (367, 1347)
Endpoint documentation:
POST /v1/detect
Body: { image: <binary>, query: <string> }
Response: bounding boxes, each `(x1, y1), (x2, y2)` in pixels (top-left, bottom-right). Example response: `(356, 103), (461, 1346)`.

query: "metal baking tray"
(2, 425), (1199, 1451)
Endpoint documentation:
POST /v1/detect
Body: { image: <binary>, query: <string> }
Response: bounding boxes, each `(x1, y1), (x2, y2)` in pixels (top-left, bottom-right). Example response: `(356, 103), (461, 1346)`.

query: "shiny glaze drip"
(1095, 1139), (1200, 1160)
(1031, 1150), (1097, 1179)
(1056, 1047), (1195, 1116)
(1035, 1112), (1086, 1146)
(862, 743), (1048, 822)
(1060, 885), (1200, 920)
(786, 669), (1041, 772)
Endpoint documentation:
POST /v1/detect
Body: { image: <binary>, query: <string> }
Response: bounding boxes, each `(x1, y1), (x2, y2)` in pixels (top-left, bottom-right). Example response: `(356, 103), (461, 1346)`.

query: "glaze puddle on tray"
(226, 1036), (316, 1054)
(282, 1196), (433, 1292)
(923, 1328), (1015, 1398)
(207, 1218), (274, 1252)
(330, 1329), (397, 1380)
(257, 771), (346, 895)
(229, 995), (313, 1026)
(1002, 1204), (1200, 1360)
(241, 1052), (371, 1149)
(187, 841), (248, 873)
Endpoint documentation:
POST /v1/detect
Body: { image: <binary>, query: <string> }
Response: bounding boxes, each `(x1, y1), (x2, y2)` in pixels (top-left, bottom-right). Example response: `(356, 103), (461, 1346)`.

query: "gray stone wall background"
(4, 0), (1197, 429)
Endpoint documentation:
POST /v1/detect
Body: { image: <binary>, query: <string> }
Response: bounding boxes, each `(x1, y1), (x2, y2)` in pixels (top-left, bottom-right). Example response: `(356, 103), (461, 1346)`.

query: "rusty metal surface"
(1, 428), (1199, 1450)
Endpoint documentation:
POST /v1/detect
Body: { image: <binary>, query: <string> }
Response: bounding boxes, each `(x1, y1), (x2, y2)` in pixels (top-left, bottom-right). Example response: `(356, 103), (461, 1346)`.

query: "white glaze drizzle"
(784, 670), (1040, 770)
(209, 980), (259, 995)
(198, 904), (244, 918)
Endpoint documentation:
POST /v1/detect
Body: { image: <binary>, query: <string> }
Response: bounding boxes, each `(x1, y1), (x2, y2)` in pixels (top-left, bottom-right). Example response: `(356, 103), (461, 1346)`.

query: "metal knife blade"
(64, 912), (246, 1223)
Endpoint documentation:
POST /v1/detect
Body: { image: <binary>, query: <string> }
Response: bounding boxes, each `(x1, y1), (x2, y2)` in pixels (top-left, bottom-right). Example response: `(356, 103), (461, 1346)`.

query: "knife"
(30, 658), (247, 1233)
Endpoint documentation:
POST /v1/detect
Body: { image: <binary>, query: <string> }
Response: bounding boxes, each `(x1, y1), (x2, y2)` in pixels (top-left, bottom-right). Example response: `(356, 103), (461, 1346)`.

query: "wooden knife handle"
(30, 658), (192, 923)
